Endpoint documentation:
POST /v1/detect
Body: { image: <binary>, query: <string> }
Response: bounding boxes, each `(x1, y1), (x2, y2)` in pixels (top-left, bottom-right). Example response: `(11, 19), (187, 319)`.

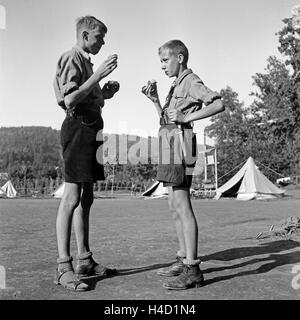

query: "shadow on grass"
(219, 217), (271, 226)
(82, 262), (174, 290)
(82, 240), (300, 289)
(202, 240), (300, 262)
(201, 240), (300, 285)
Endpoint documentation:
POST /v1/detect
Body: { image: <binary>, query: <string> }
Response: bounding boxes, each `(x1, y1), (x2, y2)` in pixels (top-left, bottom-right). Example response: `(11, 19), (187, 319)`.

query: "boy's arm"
(167, 98), (223, 123)
(153, 101), (163, 118)
(65, 55), (118, 108)
(64, 73), (103, 108)
(183, 98), (224, 123)
(167, 78), (224, 123)
(142, 81), (163, 118)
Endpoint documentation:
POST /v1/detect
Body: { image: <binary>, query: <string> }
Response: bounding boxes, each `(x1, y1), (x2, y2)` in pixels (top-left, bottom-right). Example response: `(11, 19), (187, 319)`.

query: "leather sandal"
(54, 267), (89, 292)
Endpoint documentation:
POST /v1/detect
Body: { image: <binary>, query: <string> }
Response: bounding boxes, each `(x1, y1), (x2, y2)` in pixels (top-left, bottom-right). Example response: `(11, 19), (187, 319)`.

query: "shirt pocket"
(175, 91), (200, 112)
(173, 90), (187, 110)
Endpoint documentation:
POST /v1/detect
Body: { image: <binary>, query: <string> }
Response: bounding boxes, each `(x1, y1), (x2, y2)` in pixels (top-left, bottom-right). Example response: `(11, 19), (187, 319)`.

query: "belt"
(159, 122), (192, 130)
(66, 108), (101, 127)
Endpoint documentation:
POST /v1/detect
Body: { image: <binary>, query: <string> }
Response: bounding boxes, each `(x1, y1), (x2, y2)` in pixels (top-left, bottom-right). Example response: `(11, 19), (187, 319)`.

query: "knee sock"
(77, 251), (94, 265)
(183, 258), (201, 266)
(57, 256), (73, 271)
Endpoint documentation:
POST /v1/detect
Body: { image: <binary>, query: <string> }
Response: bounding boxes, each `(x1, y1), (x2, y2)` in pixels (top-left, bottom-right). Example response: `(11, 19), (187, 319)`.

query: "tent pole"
(214, 148), (218, 189)
(204, 130), (207, 181)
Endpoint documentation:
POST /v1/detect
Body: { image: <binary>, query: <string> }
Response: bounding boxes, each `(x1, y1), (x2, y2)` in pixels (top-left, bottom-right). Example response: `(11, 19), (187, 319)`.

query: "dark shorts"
(60, 114), (105, 183)
(163, 175), (193, 188)
(156, 123), (197, 188)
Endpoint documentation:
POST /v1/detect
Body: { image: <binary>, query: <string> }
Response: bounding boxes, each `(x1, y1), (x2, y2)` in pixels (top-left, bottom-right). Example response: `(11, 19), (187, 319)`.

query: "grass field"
(1, 193), (300, 300)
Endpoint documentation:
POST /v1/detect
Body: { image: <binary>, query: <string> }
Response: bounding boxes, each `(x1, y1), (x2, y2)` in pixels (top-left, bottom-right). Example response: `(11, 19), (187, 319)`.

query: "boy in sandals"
(53, 16), (119, 291)
(142, 40), (224, 290)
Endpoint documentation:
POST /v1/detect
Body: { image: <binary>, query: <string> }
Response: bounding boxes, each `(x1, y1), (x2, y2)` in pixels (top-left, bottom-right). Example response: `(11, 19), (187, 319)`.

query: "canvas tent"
(0, 180), (17, 198)
(215, 157), (285, 201)
(52, 182), (65, 198)
(142, 181), (168, 199)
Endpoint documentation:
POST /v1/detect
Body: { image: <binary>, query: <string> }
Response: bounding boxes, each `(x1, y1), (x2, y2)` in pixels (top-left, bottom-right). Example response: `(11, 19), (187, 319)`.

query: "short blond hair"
(159, 40), (189, 65)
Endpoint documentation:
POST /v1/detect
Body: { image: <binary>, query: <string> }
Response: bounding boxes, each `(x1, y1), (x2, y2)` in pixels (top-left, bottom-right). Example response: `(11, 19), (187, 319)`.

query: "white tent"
(142, 181), (168, 199)
(0, 180), (17, 198)
(215, 157), (285, 201)
(52, 182), (65, 198)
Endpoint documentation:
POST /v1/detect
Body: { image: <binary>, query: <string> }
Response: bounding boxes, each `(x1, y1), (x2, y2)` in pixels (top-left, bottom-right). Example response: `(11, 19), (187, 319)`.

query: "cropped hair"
(159, 40), (189, 64)
(76, 15), (107, 37)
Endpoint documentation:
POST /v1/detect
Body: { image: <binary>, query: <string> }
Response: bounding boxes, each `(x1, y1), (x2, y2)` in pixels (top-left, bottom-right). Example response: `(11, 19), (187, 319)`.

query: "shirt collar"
(175, 68), (193, 86)
(73, 45), (91, 62)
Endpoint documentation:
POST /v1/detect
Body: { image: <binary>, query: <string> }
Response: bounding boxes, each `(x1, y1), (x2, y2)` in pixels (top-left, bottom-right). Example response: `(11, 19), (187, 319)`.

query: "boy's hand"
(102, 80), (120, 99)
(167, 109), (186, 123)
(141, 80), (159, 103)
(95, 54), (118, 81)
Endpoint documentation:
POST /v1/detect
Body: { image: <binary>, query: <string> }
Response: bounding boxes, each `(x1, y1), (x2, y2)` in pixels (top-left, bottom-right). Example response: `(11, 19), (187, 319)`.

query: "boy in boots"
(142, 40), (224, 290)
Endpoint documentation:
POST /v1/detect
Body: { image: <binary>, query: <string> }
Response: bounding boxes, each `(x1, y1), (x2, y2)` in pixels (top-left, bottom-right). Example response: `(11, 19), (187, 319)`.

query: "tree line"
(0, 127), (159, 195)
(206, 17), (300, 185)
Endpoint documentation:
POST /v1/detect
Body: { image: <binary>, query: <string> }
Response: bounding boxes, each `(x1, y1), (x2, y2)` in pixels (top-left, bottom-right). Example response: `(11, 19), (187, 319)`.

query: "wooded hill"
(0, 126), (163, 181)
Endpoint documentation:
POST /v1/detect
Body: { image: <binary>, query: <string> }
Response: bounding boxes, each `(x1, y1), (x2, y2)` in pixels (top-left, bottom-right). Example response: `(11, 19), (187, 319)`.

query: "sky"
(0, 0), (299, 143)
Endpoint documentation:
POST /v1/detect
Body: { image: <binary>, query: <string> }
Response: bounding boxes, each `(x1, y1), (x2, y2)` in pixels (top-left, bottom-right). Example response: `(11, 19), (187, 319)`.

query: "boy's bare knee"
(63, 195), (80, 211)
(174, 199), (190, 217)
(173, 197), (182, 209)
(169, 205), (179, 220)
(171, 209), (180, 220)
(168, 202), (179, 218)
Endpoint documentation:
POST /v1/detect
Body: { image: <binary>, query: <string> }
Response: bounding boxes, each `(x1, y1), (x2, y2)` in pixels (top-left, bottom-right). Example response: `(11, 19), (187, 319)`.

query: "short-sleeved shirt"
(53, 46), (105, 183)
(53, 45), (104, 115)
(161, 69), (221, 125)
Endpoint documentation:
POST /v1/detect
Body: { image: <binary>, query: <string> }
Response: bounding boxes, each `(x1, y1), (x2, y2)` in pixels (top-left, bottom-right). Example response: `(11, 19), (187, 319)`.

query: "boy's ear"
(178, 53), (184, 64)
(82, 30), (89, 41)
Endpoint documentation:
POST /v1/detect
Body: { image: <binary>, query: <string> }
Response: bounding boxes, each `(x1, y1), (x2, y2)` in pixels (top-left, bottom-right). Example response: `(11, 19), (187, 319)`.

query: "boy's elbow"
(215, 99), (225, 113)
